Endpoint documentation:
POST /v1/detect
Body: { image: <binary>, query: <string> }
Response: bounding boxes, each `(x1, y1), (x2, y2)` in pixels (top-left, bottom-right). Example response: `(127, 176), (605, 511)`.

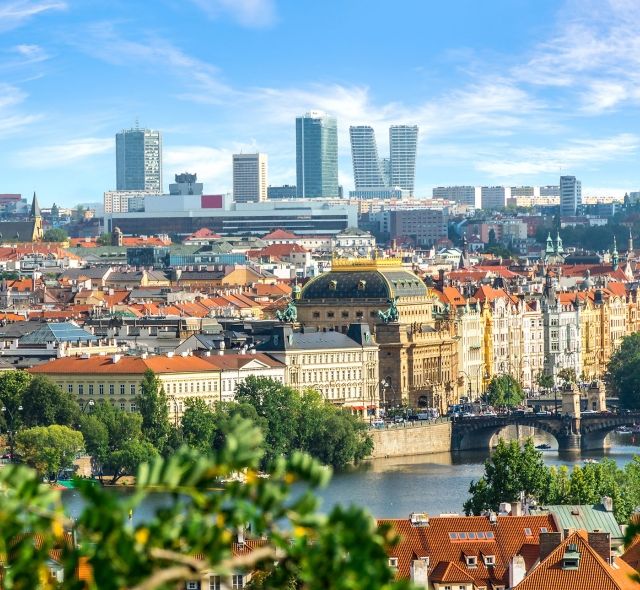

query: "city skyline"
(1, 0), (640, 205)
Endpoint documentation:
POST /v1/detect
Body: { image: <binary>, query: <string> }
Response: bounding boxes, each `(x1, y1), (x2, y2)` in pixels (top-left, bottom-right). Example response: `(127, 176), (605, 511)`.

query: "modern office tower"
(560, 175), (582, 216)
(296, 111), (339, 198)
(380, 157), (391, 187)
(233, 153), (268, 203)
(432, 186), (477, 207)
(480, 186), (506, 209)
(169, 173), (203, 196)
(389, 125), (418, 194)
(349, 126), (385, 189)
(116, 127), (162, 192)
(267, 185), (297, 199)
(540, 185), (560, 197)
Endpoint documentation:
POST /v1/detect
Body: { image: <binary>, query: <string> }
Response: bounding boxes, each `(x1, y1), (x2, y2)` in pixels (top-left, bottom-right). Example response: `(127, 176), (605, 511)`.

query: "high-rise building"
(169, 173), (203, 196)
(233, 153), (268, 203)
(432, 186), (478, 207)
(559, 176), (582, 216)
(116, 127), (162, 192)
(267, 185), (297, 200)
(296, 111), (339, 198)
(389, 125), (418, 194)
(480, 186), (506, 210)
(349, 126), (385, 189)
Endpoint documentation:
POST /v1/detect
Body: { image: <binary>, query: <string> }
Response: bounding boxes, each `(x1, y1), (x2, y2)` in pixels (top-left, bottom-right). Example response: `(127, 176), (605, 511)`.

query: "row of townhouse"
(438, 276), (639, 398)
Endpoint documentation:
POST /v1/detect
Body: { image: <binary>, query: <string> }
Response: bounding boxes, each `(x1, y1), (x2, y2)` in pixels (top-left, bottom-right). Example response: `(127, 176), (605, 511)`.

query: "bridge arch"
(581, 416), (639, 451)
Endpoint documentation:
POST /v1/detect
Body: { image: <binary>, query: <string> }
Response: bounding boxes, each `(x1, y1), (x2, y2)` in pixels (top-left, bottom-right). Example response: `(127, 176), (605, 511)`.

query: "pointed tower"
(555, 230), (564, 255)
(612, 236), (619, 271)
(30, 192), (43, 241)
(545, 232), (554, 255)
(627, 230), (634, 261)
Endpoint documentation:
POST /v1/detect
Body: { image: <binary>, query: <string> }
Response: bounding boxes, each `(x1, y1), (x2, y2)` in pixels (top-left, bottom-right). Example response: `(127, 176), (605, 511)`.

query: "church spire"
(628, 230), (634, 261)
(30, 192), (41, 219)
(612, 236), (619, 270)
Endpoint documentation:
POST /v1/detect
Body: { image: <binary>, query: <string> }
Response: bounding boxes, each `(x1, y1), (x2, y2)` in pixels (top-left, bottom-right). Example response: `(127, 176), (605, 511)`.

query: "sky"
(1, 0), (640, 206)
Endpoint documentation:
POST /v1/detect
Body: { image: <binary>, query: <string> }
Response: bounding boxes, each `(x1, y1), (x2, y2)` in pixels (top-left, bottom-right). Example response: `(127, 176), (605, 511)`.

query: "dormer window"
(357, 280), (366, 290)
(562, 544), (581, 570)
(388, 558), (398, 569)
(483, 555), (495, 566)
(329, 280), (337, 290)
(465, 555), (477, 567)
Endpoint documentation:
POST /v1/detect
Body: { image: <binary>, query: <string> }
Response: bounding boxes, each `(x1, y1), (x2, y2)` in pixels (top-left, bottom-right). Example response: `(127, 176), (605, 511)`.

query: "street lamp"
(81, 399), (95, 413)
(2, 404), (23, 461)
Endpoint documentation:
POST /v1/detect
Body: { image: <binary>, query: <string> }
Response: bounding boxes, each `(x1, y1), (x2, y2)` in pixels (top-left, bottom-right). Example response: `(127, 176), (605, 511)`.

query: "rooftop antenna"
(135, 117), (139, 129)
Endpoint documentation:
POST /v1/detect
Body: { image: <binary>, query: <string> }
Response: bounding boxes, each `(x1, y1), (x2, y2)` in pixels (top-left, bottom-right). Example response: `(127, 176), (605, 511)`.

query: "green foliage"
(558, 368), (577, 385)
(486, 374), (524, 408)
(536, 372), (554, 391)
(236, 377), (373, 469)
(21, 375), (80, 427)
(463, 439), (548, 515)
(0, 418), (407, 590)
(43, 227), (68, 242)
(15, 425), (84, 481)
(605, 332), (640, 409)
(0, 370), (32, 431)
(137, 369), (171, 453)
(96, 232), (112, 246)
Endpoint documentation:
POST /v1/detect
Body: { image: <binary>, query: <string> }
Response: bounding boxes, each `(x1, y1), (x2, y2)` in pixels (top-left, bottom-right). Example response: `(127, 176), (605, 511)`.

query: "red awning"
(351, 406), (365, 411)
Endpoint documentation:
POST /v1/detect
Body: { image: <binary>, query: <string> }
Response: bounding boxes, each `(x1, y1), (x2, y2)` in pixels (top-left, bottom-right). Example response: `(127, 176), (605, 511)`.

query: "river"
(61, 432), (640, 523)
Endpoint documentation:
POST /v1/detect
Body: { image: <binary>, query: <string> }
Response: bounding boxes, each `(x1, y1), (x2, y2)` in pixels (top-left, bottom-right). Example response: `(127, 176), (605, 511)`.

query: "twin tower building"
(296, 111), (418, 199)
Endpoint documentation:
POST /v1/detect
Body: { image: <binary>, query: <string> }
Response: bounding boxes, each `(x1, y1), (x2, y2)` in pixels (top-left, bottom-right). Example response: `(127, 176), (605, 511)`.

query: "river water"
(61, 432), (640, 522)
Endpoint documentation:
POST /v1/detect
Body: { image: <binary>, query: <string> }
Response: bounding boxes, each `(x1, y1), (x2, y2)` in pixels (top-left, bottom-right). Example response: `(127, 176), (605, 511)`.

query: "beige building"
(29, 353), (222, 420)
(257, 323), (379, 417)
(232, 153), (268, 203)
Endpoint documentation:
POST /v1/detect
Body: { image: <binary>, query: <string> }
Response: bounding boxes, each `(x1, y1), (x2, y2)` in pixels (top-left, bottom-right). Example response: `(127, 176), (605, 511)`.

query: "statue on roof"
(276, 300), (297, 323)
(377, 297), (399, 323)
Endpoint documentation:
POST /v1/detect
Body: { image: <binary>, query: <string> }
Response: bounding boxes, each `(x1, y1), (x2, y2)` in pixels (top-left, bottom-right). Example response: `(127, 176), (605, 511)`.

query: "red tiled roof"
(262, 229), (299, 239)
(201, 353), (284, 370)
(514, 530), (638, 590)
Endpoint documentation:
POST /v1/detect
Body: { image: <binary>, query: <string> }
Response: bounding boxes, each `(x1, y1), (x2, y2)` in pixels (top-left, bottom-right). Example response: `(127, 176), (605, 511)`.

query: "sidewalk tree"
(536, 372), (554, 393)
(21, 375), (80, 427)
(486, 375), (524, 408)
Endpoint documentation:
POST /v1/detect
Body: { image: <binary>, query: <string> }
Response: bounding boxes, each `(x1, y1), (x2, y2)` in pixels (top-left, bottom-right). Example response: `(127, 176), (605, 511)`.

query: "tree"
(0, 417), (406, 590)
(605, 332), (640, 409)
(488, 228), (497, 245)
(21, 375), (80, 427)
(486, 375), (524, 408)
(558, 368), (577, 385)
(464, 438), (548, 514)
(0, 370), (32, 433)
(105, 438), (158, 484)
(180, 397), (219, 453)
(137, 370), (170, 453)
(15, 425), (84, 481)
(97, 232), (112, 246)
(51, 203), (59, 220)
(536, 372), (554, 393)
(43, 227), (68, 242)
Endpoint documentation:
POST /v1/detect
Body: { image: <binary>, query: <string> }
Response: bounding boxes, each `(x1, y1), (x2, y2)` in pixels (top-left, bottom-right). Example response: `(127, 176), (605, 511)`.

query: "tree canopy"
(486, 374), (524, 408)
(43, 227), (68, 242)
(605, 332), (640, 409)
(0, 418), (406, 590)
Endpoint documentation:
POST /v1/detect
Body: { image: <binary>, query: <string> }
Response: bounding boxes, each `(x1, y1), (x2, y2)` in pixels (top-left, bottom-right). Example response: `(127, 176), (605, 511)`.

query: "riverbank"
(369, 420), (451, 458)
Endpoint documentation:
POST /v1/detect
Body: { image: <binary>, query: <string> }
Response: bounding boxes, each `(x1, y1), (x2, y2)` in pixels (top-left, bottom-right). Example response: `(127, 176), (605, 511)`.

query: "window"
(540, 527), (548, 533)
(78, 384), (84, 395)
(486, 531), (495, 539)
(232, 575), (244, 589)
(99, 384), (104, 395)
(186, 582), (199, 590)
(88, 384), (94, 395)
(130, 384), (136, 395)
(465, 555), (477, 567)
(388, 558), (398, 568)
(120, 401), (125, 410)
(209, 576), (221, 590)
(524, 528), (532, 537)
(313, 312), (320, 318)
(68, 384), (73, 394)
(484, 555), (495, 566)
(109, 384), (114, 395)
(120, 384), (125, 395)
(130, 402), (137, 412)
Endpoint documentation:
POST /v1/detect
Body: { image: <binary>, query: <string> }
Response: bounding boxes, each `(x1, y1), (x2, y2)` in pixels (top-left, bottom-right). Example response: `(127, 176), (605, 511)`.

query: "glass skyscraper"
(116, 127), (163, 192)
(389, 125), (418, 193)
(349, 126), (385, 189)
(296, 111), (338, 198)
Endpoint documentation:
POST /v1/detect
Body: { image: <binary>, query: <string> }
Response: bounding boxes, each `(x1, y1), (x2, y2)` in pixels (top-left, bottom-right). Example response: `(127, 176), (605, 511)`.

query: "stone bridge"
(451, 412), (640, 452)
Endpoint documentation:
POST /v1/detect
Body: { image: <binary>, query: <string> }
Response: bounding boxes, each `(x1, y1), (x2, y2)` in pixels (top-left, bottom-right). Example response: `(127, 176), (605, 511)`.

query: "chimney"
(237, 527), (245, 546)
(410, 559), (429, 588)
(112, 354), (121, 364)
(601, 496), (613, 512)
(588, 532), (611, 564)
(511, 502), (523, 517)
(166, 351), (174, 358)
(509, 555), (526, 588)
(539, 532), (563, 561)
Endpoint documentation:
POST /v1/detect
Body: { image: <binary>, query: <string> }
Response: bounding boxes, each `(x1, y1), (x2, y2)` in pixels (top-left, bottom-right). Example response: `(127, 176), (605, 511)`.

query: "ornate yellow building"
(296, 257), (460, 412)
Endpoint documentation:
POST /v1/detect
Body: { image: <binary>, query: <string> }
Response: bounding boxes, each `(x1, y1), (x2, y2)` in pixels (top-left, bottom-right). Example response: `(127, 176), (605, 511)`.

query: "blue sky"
(1, 0), (639, 206)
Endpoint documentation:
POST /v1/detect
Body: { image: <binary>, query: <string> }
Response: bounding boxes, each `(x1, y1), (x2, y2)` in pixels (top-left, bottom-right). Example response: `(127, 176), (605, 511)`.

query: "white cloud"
(17, 138), (112, 167)
(189, 0), (276, 28)
(11, 43), (49, 63)
(474, 133), (638, 177)
(0, 0), (66, 31)
(0, 83), (42, 136)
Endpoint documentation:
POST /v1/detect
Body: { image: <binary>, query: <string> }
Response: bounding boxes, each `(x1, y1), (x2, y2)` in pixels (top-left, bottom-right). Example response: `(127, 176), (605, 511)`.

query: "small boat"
(535, 443), (552, 450)
(583, 459), (599, 464)
(615, 426), (633, 434)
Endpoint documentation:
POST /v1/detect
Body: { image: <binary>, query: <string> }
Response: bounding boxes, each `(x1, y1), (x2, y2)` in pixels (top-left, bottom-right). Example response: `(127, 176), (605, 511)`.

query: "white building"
(480, 186), (506, 210)
(389, 125), (418, 195)
(560, 175), (582, 216)
(233, 153), (268, 203)
(350, 126), (386, 190)
(104, 190), (161, 213)
(432, 186), (478, 207)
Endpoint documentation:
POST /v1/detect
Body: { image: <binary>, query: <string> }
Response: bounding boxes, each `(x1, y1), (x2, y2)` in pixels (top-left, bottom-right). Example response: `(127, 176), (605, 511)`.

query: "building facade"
(560, 175), (582, 216)
(233, 153), (268, 203)
(349, 125), (386, 190)
(295, 111), (339, 198)
(480, 186), (506, 210)
(389, 125), (418, 194)
(115, 127), (163, 192)
(432, 186), (477, 207)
